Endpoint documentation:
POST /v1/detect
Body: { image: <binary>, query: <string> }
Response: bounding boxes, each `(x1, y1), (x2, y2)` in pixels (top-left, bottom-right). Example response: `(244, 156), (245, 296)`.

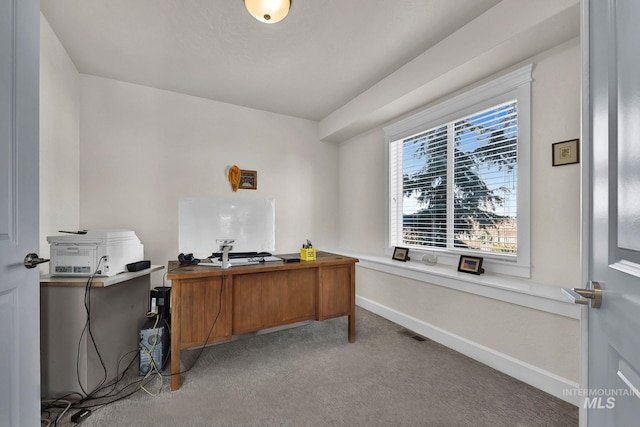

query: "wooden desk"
(166, 251), (358, 391)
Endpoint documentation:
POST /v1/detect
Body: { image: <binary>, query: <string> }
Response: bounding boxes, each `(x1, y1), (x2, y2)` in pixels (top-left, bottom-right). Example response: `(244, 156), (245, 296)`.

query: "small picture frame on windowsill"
(457, 255), (485, 275)
(392, 247), (410, 262)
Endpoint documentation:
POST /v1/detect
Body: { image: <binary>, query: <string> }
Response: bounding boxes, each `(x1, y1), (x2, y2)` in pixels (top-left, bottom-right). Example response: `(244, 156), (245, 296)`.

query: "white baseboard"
(356, 295), (580, 406)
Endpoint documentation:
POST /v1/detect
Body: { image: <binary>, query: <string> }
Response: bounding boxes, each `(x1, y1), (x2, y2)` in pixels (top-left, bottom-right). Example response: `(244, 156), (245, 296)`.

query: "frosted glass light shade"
(244, 0), (290, 24)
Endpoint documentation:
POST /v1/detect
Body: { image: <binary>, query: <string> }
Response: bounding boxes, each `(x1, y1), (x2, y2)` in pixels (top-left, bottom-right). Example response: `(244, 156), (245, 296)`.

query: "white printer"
(47, 229), (144, 277)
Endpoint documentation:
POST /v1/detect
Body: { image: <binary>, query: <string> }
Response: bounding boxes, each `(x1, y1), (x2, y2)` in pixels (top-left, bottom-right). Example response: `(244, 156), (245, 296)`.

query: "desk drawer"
(232, 269), (316, 334)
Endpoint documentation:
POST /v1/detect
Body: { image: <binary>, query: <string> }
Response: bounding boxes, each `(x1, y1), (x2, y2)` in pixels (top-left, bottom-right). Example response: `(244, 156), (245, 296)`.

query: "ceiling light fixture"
(244, 0), (290, 24)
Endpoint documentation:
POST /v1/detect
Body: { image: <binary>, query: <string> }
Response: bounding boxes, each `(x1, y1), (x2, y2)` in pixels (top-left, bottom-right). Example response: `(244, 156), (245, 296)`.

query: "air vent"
(398, 328), (429, 342)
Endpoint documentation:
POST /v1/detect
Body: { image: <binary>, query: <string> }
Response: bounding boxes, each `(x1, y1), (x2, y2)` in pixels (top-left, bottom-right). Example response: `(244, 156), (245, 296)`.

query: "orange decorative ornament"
(228, 165), (241, 192)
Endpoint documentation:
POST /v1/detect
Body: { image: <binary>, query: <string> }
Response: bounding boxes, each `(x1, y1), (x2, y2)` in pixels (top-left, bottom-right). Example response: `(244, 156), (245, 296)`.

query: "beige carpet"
(48, 308), (578, 426)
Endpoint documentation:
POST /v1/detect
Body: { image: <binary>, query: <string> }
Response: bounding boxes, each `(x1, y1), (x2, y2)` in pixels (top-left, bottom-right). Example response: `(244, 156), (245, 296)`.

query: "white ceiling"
(40, 0), (503, 121)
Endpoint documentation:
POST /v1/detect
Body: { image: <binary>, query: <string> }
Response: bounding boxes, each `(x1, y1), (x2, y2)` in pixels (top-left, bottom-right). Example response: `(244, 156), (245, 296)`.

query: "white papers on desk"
(197, 260), (224, 267)
(256, 256), (281, 262)
(228, 258), (258, 266)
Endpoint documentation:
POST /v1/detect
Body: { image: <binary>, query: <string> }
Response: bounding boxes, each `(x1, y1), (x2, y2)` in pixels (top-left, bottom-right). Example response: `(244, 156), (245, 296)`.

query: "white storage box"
(47, 229), (144, 277)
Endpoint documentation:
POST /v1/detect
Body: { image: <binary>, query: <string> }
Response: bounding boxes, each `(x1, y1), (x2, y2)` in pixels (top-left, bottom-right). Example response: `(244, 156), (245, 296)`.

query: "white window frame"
(384, 65), (532, 278)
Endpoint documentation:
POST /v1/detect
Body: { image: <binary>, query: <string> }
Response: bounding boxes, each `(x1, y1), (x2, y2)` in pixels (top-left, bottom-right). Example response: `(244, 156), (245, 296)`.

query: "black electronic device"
(178, 253), (200, 265)
(139, 315), (169, 375)
(150, 286), (171, 320)
(282, 257), (301, 263)
(70, 409), (91, 424)
(126, 260), (151, 272)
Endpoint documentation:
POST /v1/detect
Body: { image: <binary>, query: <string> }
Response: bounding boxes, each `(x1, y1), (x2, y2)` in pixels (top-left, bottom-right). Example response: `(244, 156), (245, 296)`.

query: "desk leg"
(171, 351), (181, 391)
(348, 313), (356, 343)
(348, 263), (356, 343)
(171, 282), (181, 391)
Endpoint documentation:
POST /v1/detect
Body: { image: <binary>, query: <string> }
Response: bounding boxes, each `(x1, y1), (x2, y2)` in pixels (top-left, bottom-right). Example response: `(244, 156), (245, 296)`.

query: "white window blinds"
(389, 100), (518, 257)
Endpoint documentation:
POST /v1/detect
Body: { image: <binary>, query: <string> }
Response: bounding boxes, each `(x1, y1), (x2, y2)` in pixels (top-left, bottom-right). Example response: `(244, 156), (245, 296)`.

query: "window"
(385, 66), (532, 276)
(391, 100), (518, 254)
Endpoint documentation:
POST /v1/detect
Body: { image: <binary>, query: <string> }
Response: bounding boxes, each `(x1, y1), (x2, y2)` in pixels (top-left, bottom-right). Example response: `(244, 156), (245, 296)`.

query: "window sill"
(332, 249), (580, 319)
(385, 247), (531, 278)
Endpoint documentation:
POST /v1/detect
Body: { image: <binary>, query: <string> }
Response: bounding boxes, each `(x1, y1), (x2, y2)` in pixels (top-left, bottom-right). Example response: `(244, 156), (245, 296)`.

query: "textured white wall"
(39, 14), (81, 265)
(530, 40), (581, 287)
(337, 39), (581, 383)
(78, 75), (339, 285)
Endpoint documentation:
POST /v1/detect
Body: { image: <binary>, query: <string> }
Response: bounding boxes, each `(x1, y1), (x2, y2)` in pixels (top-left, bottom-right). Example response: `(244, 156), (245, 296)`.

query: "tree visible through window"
(391, 100), (518, 256)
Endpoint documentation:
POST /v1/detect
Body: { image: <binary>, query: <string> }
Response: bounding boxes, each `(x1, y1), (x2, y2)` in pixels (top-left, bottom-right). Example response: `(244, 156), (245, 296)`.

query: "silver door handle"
(24, 253), (50, 269)
(561, 281), (602, 308)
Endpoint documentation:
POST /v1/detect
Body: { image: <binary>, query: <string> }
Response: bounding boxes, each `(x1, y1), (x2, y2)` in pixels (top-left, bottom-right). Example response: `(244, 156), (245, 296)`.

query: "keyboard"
(209, 251), (272, 259)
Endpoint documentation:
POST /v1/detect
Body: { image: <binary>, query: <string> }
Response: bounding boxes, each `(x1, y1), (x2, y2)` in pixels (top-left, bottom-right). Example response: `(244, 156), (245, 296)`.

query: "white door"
(584, 0), (640, 425)
(0, 0), (42, 425)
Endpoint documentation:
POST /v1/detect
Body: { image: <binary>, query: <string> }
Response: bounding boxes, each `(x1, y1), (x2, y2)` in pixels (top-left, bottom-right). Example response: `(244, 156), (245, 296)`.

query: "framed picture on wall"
(240, 170), (257, 190)
(552, 139), (579, 166)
